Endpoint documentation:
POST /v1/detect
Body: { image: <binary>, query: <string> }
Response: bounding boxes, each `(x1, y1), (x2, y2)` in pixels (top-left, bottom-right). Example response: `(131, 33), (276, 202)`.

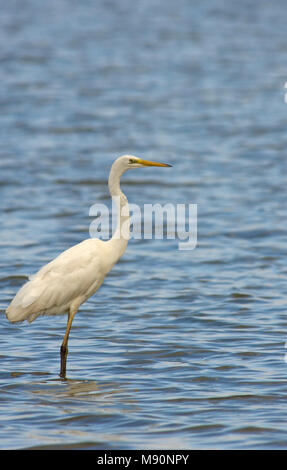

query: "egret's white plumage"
(6, 155), (171, 377)
(6, 238), (105, 323)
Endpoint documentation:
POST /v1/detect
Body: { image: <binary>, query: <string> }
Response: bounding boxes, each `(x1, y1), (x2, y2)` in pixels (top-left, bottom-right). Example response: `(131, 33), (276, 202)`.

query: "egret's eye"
(129, 158), (137, 164)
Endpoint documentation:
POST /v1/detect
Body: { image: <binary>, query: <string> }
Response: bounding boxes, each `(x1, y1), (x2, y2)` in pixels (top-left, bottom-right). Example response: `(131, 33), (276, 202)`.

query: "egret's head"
(109, 155), (172, 194)
(121, 155), (172, 169)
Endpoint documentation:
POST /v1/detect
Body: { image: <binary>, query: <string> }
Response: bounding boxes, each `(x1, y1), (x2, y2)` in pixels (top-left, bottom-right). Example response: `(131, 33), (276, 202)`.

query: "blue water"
(1, 0), (287, 449)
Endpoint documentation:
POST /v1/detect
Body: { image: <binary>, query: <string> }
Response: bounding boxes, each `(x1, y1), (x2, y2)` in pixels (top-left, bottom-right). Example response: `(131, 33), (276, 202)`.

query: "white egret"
(6, 155), (171, 378)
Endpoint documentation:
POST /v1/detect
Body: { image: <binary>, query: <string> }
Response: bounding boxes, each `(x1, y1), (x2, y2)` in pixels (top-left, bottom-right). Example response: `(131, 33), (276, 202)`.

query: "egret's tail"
(6, 280), (41, 323)
(6, 304), (28, 323)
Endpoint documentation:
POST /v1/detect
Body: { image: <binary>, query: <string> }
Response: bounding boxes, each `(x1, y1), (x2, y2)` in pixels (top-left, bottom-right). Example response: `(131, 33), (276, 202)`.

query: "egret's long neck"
(106, 164), (130, 265)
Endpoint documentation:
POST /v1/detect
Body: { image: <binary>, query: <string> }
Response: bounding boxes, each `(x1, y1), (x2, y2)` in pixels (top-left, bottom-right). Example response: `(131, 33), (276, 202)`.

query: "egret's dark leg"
(60, 307), (77, 378)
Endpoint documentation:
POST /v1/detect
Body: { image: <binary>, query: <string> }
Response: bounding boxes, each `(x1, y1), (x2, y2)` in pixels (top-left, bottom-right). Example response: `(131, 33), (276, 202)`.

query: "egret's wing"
(6, 239), (104, 323)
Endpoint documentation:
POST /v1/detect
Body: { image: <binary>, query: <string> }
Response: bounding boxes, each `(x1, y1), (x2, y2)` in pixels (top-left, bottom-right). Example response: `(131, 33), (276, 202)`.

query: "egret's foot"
(60, 344), (68, 378)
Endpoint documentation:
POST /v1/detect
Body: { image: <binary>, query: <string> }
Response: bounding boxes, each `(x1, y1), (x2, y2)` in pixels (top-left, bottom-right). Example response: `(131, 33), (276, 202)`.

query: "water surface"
(1, 0), (287, 450)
